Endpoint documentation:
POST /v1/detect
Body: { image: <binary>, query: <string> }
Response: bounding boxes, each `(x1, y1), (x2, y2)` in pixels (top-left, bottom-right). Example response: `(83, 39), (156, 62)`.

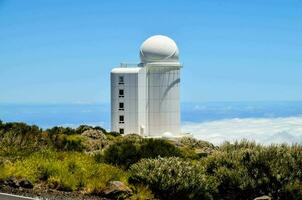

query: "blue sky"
(0, 0), (301, 104)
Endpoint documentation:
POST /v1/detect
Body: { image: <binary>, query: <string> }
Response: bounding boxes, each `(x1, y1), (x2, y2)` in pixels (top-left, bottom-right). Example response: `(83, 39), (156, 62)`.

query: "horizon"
(1, 101), (302, 145)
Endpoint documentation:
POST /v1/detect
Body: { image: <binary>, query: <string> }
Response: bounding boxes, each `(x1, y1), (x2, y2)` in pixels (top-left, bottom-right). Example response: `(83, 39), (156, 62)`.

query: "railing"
(120, 63), (139, 68)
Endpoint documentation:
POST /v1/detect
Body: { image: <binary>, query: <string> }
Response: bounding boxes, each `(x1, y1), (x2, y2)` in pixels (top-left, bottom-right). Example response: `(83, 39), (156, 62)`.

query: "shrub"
(103, 138), (182, 168)
(63, 135), (86, 151)
(219, 140), (262, 152)
(198, 143), (302, 199)
(85, 164), (127, 194)
(0, 122), (43, 156)
(130, 184), (155, 200)
(75, 125), (93, 134)
(103, 140), (140, 169)
(179, 137), (215, 149)
(140, 139), (182, 159)
(106, 131), (121, 137)
(121, 134), (143, 143)
(280, 181), (302, 200)
(129, 157), (212, 200)
(46, 126), (76, 136)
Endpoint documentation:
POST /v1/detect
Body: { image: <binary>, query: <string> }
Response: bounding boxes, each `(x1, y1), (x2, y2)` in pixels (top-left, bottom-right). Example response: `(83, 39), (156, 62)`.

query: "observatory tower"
(111, 35), (181, 137)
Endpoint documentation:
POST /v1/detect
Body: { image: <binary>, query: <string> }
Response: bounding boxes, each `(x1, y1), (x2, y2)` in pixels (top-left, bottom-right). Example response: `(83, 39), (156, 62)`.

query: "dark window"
(119, 76), (124, 84)
(119, 115), (124, 123)
(119, 89), (124, 97)
(119, 128), (124, 134)
(119, 102), (124, 110)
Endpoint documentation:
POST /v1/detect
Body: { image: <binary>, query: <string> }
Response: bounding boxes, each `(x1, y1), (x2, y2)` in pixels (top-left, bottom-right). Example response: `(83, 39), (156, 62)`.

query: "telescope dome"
(140, 35), (179, 63)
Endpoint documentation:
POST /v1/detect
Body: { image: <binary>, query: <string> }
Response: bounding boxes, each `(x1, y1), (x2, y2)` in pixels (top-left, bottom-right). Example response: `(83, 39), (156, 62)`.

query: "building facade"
(111, 35), (181, 137)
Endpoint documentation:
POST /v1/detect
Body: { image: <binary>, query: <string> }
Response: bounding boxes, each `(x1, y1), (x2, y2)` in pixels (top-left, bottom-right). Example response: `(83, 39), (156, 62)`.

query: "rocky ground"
(0, 187), (102, 200)
(0, 178), (132, 200)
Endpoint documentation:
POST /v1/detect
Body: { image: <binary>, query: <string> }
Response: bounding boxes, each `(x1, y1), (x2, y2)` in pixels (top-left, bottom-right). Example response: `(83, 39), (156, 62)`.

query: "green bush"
(0, 122), (43, 156)
(198, 142), (302, 199)
(130, 184), (155, 200)
(103, 140), (140, 169)
(179, 137), (215, 149)
(63, 135), (86, 151)
(46, 126), (76, 136)
(105, 131), (121, 137)
(140, 139), (182, 158)
(280, 181), (302, 200)
(103, 138), (182, 168)
(129, 157), (213, 200)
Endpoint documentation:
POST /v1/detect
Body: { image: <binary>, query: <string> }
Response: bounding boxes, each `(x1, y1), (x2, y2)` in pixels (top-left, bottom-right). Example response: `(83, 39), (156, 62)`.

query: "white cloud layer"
(182, 117), (302, 145)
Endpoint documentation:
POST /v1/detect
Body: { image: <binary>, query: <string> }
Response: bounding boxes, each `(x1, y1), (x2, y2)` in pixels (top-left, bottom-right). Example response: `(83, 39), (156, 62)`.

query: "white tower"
(111, 35), (181, 137)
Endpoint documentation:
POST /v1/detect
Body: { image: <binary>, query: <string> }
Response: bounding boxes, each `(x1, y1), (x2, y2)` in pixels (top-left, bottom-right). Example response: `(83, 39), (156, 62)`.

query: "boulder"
(102, 181), (132, 199)
(19, 179), (33, 189)
(4, 177), (19, 188)
(254, 195), (272, 200)
(0, 179), (4, 187)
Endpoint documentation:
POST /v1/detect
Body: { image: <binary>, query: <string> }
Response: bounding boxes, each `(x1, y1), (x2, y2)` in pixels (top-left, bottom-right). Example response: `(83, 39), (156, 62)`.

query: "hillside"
(0, 120), (301, 200)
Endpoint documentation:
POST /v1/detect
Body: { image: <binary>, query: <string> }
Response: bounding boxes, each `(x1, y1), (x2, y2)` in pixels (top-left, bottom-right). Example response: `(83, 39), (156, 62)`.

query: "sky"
(0, 0), (302, 104)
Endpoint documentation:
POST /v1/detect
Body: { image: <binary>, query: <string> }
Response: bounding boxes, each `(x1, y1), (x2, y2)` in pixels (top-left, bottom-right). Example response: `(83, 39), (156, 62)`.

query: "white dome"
(140, 35), (179, 63)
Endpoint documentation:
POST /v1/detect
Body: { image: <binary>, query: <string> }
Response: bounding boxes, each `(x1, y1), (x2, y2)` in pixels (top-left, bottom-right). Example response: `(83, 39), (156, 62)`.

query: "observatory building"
(111, 35), (181, 137)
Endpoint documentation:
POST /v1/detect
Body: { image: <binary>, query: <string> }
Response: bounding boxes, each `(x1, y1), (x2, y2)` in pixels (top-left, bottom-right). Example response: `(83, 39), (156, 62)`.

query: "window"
(119, 102), (124, 111)
(119, 115), (124, 124)
(119, 89), (124, 98)
(119, 128), (124, 134)
(118, 76), (124, 84)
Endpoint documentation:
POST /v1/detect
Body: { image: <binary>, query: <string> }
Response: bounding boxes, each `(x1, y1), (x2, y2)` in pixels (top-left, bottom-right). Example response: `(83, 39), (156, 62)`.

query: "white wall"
(137, 67), (147, 136)
(146, 65), (180, 136)
(111, 68), (140, 134)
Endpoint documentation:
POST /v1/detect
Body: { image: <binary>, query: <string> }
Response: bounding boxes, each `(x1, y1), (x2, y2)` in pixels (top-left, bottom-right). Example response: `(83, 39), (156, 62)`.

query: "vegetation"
(0, 149), (127, 192)
(1, 120), (302, 199)
(129, 157), (212, 200)
(103, 138), (181, 168)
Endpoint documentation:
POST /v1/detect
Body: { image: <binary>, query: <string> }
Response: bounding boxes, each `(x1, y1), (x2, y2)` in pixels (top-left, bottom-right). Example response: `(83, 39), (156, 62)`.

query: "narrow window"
(118, 76), (124, 84)
(119, 102), (124, 111)
(119, 115), (124, 123)
(119, 89), (124, 98)
(119, 128), (124, 134)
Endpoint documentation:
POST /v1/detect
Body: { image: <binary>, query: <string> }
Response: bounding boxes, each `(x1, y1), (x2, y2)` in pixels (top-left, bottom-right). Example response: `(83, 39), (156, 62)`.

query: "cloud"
(182, 117), (302, 145)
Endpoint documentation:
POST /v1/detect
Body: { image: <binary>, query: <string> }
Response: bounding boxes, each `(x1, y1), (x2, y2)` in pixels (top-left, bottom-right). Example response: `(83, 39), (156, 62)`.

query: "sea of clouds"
(182, 117), (302, 145)
(1, 102), (302, 145)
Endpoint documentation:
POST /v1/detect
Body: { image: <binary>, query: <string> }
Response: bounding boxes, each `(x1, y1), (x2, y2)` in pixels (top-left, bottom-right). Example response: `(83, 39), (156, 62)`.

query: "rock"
(102, 181), (132, 199)
(4, 177), (19, 188)
(19, 179), (33, 189)
(0, 179), (4, 188)
(82, 129), (107, 140)
(254, 195), (272, 200)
